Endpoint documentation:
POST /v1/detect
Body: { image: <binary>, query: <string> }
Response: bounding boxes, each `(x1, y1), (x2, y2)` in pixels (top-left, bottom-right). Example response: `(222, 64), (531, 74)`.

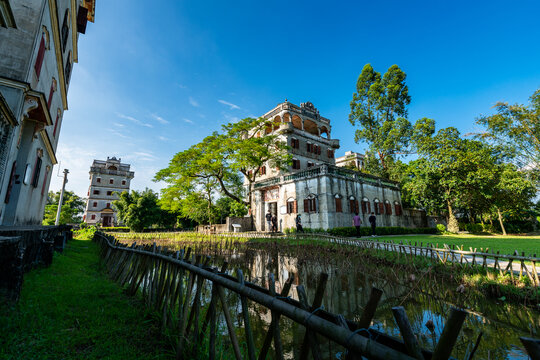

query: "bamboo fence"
(94, 231), (481, 360)
(292, 234), (540, 287)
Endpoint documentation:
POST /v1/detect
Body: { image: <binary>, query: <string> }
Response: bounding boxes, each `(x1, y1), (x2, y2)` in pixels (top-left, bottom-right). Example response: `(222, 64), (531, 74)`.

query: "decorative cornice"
(26, 90), (53, 126)
(47, 0), (68, 110)
(0, 77), (53, 126)
(40, 129), (58, 165)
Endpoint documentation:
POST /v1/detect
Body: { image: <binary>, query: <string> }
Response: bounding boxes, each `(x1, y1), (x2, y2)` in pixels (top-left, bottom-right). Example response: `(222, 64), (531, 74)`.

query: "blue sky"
(50, 0), (540, 197)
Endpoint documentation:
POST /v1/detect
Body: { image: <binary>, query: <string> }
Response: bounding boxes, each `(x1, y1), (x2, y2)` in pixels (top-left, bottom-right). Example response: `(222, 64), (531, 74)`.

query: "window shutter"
(367, 202), (371, 213)
(355, 200), (359, 213)
(47, 84), (54, 108)
(318, 146), (321, 155)
(335, 198), (342, 212)
(34, 36), (46, 79)
(312, 199), (317, 212)
(293, 200), (297, 213)
(304, 199), (309, 212)
(41, 167), (49, 196)
(53, 113), (59, 137)
(386, 203), (392, 215)
(4, 161), (17, 203)
(77, 6), (88, 34)
(361, 201), (366, 213)
(31, 157), (42, 188)
(379, 202), (384, 214)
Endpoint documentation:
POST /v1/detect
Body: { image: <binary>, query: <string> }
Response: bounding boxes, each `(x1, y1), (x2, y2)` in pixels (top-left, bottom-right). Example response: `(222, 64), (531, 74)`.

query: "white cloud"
(116, 113), (154, 128)
(158, 136), (169, 141)
(183, 118), (194, 124)
(113, 122), (125, 128)
(189, 96), (199, 107)
(151, 113), (170, 125)
(218, 99), (241, 110)
(108, 129), (130, 139)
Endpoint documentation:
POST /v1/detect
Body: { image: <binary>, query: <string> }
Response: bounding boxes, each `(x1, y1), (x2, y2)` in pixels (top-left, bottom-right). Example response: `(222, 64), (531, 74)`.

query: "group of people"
(265, 211), (279, 233)
(266, 210), (377, 236)
(352, 212), (377, 237)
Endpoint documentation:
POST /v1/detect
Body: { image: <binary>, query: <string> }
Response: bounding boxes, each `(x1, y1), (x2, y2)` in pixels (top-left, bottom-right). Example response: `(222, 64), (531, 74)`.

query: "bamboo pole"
(392, 306), (425, 360)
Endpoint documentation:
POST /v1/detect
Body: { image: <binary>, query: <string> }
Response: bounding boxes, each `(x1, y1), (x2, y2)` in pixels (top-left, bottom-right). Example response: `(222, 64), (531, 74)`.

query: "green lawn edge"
(0, 234), (174, 360)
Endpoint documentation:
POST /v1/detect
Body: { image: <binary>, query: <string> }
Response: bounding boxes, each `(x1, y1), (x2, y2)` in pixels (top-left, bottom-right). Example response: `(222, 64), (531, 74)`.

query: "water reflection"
(121, 239), (539, 359)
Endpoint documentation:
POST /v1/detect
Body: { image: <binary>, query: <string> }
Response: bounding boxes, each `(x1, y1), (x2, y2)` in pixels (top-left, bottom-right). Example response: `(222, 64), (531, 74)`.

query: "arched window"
(334, 194), (343, 213)
(394, 201), (403, 216)
(65, 51), (72, 84)
(349, 196), (359, 213)
(260, 166), (266, 175)
(303, 194), (317, 213)
(361, 197), (371, 214)
(61, 9), (70, 52)
(31, 149), (43, 188)
(385, 200), (392, 215)
(34, 26), (49, 79)
(373, 198), (382, 215)
(53, 108), (61, 137)
(47, 78), (57, 108)
(286, 197), (297, 214)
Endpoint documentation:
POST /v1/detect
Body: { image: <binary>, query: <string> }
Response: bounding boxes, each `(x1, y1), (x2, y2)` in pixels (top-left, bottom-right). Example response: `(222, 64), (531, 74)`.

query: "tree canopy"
(349, 64), (412, 173)
(476, 88), (540, 173)
(113, 189), (176, 231)
(43, 190), (85, 225)
(155, 116), (290, 215)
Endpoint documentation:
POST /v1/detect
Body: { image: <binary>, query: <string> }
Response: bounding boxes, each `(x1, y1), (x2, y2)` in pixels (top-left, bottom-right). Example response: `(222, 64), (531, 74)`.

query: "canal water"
(123, 238), (539, 359)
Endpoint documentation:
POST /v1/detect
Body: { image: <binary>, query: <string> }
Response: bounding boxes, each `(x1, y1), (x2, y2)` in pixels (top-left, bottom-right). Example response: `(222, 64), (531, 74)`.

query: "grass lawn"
(0, 235), (173, 360)
(372, 234), (540, 257)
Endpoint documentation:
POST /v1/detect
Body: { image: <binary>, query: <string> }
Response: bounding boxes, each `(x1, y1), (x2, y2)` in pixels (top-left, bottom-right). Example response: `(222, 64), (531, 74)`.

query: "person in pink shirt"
(352, 212), (362, 237)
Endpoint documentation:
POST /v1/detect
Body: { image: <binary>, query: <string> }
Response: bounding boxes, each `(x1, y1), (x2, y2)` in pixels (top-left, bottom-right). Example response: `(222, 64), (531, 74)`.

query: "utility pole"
(55, 169), (69, 226)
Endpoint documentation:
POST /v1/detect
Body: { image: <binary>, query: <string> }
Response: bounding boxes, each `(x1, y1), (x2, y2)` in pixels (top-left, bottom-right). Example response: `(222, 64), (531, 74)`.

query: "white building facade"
(250, 101), (418, 232)
(0, 0), (96, 225)
(83, 157), (134, 227)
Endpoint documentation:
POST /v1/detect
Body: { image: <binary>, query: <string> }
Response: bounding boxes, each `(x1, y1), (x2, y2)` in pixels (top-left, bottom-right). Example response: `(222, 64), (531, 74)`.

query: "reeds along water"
(107, 232), (540, 359)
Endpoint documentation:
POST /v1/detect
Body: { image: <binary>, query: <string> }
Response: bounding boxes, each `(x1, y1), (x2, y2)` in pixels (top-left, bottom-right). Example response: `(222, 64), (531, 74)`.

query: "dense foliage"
(349, 65), (538, 234)
(42, 191), (85, 225)
(113, 189), (177, 232)
(156, 116), (288, 223)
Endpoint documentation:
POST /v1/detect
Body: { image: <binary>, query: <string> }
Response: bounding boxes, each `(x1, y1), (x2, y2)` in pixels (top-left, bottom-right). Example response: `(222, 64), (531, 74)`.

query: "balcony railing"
(251, 165), (399, 189)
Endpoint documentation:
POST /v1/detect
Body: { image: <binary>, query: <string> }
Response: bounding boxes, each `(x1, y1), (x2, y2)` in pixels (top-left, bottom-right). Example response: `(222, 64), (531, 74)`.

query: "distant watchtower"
(83, 157), (134, 227)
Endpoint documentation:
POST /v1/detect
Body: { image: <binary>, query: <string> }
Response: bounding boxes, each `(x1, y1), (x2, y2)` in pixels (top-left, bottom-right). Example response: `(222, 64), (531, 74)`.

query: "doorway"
(266, 202), (277, 231)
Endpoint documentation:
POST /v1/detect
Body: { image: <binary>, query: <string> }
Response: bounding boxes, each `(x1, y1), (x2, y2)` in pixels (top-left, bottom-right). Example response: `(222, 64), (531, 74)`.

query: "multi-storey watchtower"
(256, 100), (340, 181)
(83, 156), (134, 226)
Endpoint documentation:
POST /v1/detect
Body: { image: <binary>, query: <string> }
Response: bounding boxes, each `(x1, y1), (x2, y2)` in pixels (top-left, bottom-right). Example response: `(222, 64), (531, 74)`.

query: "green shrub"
(436, 224), (446, 234)
(465, 223), (483, 234)
(101, 226), (131, 232)
(328, 226), (437, 237)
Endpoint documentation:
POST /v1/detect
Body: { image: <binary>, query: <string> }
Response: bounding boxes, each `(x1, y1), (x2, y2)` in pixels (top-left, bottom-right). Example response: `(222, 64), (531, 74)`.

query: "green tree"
(476, 88), (540, 173)
(113, 189), (173, 231)
(490, 164), (536, 235)
(412, 120), (504, 232)
(155, 117), (290, 212)
(349, 64), (412, 173)
(42, 190), (85, 225)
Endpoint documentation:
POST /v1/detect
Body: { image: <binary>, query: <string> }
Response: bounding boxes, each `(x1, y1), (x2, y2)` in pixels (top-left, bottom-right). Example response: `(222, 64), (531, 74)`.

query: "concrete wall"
(0, 0), (89, 226)
(252, 165), (407, 232)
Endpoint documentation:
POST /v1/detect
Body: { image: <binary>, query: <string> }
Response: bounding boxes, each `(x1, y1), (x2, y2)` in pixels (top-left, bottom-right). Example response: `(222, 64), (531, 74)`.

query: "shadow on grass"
(0, 236), (174, 360)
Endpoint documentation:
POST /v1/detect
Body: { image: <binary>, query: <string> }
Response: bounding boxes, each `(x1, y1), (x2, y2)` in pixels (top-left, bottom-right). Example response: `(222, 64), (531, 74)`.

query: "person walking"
(352, 212), (362, 237)
(368, 212), (377, 237)
(271, 214), (278, 233)
(266, 210), (272, 232)
(296, 214), (304, 233)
